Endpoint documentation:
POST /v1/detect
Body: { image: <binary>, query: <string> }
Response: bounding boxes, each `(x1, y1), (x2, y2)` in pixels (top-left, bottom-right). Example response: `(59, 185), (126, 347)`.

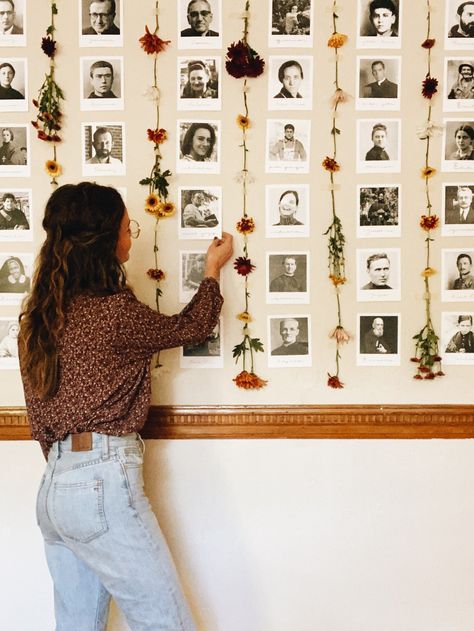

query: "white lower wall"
(3, 439), (474, 631)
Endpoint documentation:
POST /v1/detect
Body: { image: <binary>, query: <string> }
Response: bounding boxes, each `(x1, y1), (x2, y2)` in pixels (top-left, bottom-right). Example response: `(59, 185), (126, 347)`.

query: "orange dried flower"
(147, 128), (167, 144)
(322, 156), (340, 172)
(420, 214), (439, 231)
(139, 26), (170, 55)
(236, 217), (255, 234)
(422, 166), (436, 178)
(421, 267), (437, 278)
(327, 374), (344, 389)
(147, 268), (165, 281)
(329, 274), (346, 286)
(233, 370), (267, 389)
(329, 325), (351, 345)
(237, 114), (250, 129)
(327, 32), (348, 48)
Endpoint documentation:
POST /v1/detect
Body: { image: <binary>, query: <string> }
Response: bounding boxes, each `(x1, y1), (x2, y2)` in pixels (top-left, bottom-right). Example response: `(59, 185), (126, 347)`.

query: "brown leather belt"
(71, 432), (93, 452)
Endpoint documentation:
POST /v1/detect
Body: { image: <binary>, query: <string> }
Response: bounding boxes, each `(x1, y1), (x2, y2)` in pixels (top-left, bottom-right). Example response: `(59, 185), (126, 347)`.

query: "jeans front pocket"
(52, 479), (108, 543)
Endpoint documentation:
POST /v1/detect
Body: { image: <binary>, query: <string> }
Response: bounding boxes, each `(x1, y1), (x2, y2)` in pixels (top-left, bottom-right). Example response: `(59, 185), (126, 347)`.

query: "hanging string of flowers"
(323, 3), (350, 389)
(411, 0), (444, 380)
(138, 1), (173, 316)
(226, 1), (267, 390)
(31, 1), (64, 185)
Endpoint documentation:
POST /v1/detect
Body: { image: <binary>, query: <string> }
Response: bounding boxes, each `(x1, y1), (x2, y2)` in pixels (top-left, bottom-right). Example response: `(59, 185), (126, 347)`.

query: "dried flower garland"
(227, 1), (266, 390)
(323, 2), (350, 389)
(412, 0), (444, 380)
(138, 1), (172, 317)
(31, 1), (64, 185)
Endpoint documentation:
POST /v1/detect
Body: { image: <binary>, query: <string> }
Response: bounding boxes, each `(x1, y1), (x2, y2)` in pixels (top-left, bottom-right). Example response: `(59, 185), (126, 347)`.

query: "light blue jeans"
(36, 432), (197, 631)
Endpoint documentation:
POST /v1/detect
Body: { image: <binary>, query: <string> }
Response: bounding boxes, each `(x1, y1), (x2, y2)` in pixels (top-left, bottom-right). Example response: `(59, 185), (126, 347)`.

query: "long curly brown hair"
(19, 182), (127, 400)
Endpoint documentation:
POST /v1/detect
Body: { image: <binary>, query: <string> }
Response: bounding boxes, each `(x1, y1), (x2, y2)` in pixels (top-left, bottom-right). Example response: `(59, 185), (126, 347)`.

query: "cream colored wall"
(3, 438), (474, 631)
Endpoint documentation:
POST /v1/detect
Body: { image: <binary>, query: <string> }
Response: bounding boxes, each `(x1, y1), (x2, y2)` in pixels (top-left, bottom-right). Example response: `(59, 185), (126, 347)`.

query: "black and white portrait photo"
(0, 124), (29, 176)
(178, 186), (221, 240)
(177, 120), (220, 174)
(357, 0), (401, 49)
(82, 123), (125, 176)
(357, 56), (400, 111)
(0, 252), (32, 304)
(358, 185), (400, 238)
(178, 0), (222, 49)
(181, 319), (223, 368)
(180, 250), (207, 302)
(444, 58), (474, 110)
(0, 316), (19, 368)
(357, 118), (401, 173)
(357, 313), (400, 366)
(266, 119), (310, 173)
(268, 315), (311, 368)
(0, 188), (31, 241)
(268, 0), (313, 48)
(443, 119), (474, 171)
(267, 252), (309, 304)
(177, 57), (220, 111)
(442, 184), (474, 236)
(446, 0), (474, 50)
(265, 184), (309, 238)
(268, 56), (313, 110)
(80, 57), (123, 111)
(80, 0), (122, 47)
(357, 248), (401, 301)
(441, 312), (474, 364)
(0, 59), (27, 111)
(442, 248), (474, 301)
(0, 0), (25, 46)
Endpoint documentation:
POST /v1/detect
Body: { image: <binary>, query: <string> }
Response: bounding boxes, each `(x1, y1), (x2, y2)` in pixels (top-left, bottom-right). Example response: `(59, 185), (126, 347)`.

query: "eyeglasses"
(128, 220), (140, 239)
(189, 10), (211, 17)
(89, 12), (112, 19)
(0, 11), (13, 16)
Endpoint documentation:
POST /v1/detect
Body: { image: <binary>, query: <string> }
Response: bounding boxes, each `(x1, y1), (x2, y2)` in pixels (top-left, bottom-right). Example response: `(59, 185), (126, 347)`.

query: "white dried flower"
(144, 86), (160, 103)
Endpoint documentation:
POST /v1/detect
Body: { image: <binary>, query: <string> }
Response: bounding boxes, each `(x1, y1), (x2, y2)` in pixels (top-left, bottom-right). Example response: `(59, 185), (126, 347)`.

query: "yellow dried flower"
(327, 32), (348, 48)
(421, 267), (437, 278)
(237, 114), (250, 129)
(236, 311), (252, 323)
(45, 159), (61, 177)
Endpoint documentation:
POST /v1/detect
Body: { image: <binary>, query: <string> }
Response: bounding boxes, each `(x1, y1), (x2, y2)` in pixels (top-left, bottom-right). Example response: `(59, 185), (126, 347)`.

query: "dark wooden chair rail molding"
(1, 405), (474, 440)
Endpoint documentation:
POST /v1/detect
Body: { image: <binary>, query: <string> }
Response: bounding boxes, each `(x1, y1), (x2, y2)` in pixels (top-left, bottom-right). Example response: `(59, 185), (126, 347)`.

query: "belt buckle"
(71, 432), (93, 451)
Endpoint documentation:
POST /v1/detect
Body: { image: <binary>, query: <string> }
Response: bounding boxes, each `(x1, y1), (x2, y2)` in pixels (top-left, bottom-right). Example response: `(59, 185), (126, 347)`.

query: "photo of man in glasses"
(82, 0), (120, 35)
(181, 0), (218, 37)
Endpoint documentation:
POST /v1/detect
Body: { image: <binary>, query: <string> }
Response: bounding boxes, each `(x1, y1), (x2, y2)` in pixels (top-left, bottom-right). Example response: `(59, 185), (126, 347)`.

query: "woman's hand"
(204, 232), (233, 280)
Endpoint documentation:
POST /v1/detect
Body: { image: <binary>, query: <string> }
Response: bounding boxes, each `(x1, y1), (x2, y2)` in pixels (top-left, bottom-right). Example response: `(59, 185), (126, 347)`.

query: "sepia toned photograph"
(177, 57), (220, 110)
(0, 316), (19, 368)
(442, 183), (474, 236)
(442, 119), (474, 171)
(0, 252), (32, 305)
(0, 124), (29, 176)
(0, 188), (31, 241)
(265, 184), (310, 238)
(357, 0), (401, 49)
(179, 250), (207, 302)
(178, 0), (222, 49)
(357, 313), (400, 366)
(181, 318), (223, 368)
(268, 314), (311, 368)
(357, 185), (400, 238)
(441, 311), (474, 364)
(268, 56), (313, 111)
(357, 118), (401, 173)
(82, 123), (125, 176)
(266, 252), (310, 304)
(0, 58), (27, 111)
(444, 58), (474, 110)
(266, 119), (310, 174)
(268, 0), (313, 48)
(80, 0), (123, 47)
(356, 56), (400, 111)
(80, 57), (123, 111)
(0, 0), (26, 46)
(442, 248), (474, 301)
(357, 248), (401, 302)
(445, 0), (474, 50)
(178, 186), (221, 240)
(177, 120), (220, 174)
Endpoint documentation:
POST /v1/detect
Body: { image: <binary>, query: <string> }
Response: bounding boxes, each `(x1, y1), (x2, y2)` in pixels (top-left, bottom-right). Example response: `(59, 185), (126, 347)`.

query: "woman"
(18, 182), (232, 630)
(181, 61), (217, 99)
(365, 123), (390, 161)
(0, 127), (23, 165)
(274, 60), (303, 99)
(0, 62), (24, 99)
(273, 190), (303, 225)
(449, 125), (474, 160)
(181, 122), (216, 162)
(0, 255), (30, 293)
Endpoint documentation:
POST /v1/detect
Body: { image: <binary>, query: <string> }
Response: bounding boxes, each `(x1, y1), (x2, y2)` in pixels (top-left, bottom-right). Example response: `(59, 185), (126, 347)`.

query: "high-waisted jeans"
(36, 432), (197, 631)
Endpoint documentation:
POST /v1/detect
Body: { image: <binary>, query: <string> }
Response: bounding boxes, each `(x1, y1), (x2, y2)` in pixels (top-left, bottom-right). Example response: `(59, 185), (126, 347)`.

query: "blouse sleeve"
(114, 277), (223, 359)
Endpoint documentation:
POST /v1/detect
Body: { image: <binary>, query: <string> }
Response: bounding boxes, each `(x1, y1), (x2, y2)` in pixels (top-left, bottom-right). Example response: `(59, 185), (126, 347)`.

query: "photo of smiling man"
(179, 0), (221, 49)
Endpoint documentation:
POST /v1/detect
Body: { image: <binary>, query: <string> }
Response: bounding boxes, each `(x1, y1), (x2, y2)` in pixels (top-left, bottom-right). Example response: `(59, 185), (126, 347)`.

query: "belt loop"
(137, 433), (146, 456)
(101, 434), (109, 459)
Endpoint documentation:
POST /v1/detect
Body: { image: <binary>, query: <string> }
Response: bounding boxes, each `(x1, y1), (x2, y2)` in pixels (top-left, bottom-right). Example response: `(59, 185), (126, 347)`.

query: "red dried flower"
(139, 26), (170, 55)
(147, 128), (167, 144)
(424, 372), (436, 380)
(436, 370), (445, 376)
(225, 40), (265, 79)
(410, 357), (420, 363)
(236, 217), (255, 234)
(233, 256), (255, 276)
(147, 268), (165, 281)
(421, 38), (435, 49)
(420, 214), (439, 231)
(327, 374), (344, 389)
(322, 156), (340, 172)
(233, 370), (267, 390)
(41, 36), (56, 58)
(413, 374), (423, 380)
(433, 356), (442, 362)
(418, 365), (430, 373)
(422, 76), (438, 99)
